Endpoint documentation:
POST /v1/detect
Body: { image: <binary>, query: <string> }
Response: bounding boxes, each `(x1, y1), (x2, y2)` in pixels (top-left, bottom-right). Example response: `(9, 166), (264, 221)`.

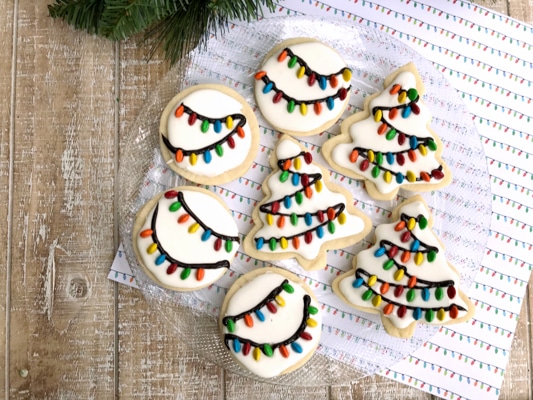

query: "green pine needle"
(48, 0), (106, 35)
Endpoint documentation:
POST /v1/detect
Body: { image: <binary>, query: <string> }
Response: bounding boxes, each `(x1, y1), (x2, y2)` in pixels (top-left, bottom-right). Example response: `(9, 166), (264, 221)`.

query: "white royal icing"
(222, 271), (321, 378)
(255, 41), (350, 133)
(330, 71), (445, 195)
(337, 200), (471, 330)
(137, 188), (239, 290)
(251, 139), (367, 261)
(166, 88), (253, 177)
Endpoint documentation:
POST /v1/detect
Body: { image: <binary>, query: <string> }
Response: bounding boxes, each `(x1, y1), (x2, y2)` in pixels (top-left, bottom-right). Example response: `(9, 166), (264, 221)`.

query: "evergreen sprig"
(48, 0), (276, 65)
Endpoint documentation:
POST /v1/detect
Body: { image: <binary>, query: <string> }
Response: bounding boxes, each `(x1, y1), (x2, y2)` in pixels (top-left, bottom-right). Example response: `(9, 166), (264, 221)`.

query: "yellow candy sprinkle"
(253, 347), (261, 361)
(190, 152), (197, 166)
(266, 213), (273, 226)
(338, 212), (346, 225)
(368, 275), (377, 287)
(275, 295), (286, 307)
(188, 222), (200, 234)
(146, 243), (158, 254)
(367, 150), (375, 163)
(372, 295), (382, 307)
(394, 269), (405, 281)
(226, 116), (234, 129)
(294, 157), (301, 170)
(307, 318), (318, 328)
(437, 308), (446, 321)
(415, 252), (424, 265)
(297, 66), (306, 79)
(300, 103), (307, 116)
(373, 109), (382, 122)
(342, 69), (352, 82)
(383, 170), (392, 183)
(315, 179), (323, 192)
(398, 91), (407, 103)
(406, 170), (416, 182)
(419, 144), (427, 156)
(407, 217), (416, 231)
(280, 237), (288, 249)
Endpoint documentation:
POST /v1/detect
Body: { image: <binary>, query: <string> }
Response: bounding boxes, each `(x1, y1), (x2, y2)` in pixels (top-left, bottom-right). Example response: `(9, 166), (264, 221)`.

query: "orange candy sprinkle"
(277, 215), (285, 228)
(292, 236), (300, 250)
(314, 102), (322, 115)
(174, 104), (184, 118)
(420, 171), (431, 182)
(278, 50), (288, 62)
(196, 268), (205, 281)
(279, 345), (289, 358)
(394, 221), (406, 231)
(327, 207), (336, 221)
(175, 149), (184, 163)
(383, 303), (394, 315)
(408, 149), (417, 162)
(244, 314), (254, 327)
(408, 276), (417, 288)
(388, 108), (398, 119)
(389, 84), (401, 95)
(282, 159), (292, 170)
(140, 229), (153, 238)
(380, 282), (390, 294)
(401, 251), (411, 263)
(304, 186), (313, 199)
(330, 75), (338, 88)
(349, 149), (359, 163)
(449, 305), (459, 319)
(377, 123), (388, 135)
(254, 70), (267, 80)
(236, 126), (245, 138)
(178, 214), (190, 224)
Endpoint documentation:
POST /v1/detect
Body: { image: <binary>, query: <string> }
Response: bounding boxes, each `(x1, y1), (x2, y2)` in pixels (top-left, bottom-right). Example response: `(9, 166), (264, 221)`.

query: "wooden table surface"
(1, 1), (532, 398)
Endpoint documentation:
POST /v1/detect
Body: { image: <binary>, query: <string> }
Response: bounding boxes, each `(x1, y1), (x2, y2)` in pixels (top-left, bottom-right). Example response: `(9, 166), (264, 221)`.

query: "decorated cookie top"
(254, 38), (351, 136)
(160, 84), (259, 185)
(135, 187), (240, 291)
(322, 64), (451, 200)
(243, 135), (371, 270)
(334, 196), (474, 337)
(220, 268), (321, 378)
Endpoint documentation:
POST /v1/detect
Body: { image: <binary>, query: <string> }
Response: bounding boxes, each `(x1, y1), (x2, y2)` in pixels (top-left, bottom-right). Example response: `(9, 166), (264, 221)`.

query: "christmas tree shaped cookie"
(244, 135), (371, 271)
(322, 63), (452, 200)
(333, 196), (475, 338)
(133, 187), (240, 291)
(254, 38), (352, 137)
(160, 84), (259, 185)
(219, 267), (321, 378)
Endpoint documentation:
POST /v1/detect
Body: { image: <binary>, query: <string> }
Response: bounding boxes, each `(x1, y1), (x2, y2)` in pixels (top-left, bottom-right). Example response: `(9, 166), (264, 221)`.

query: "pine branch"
(48, 0), (106, 34)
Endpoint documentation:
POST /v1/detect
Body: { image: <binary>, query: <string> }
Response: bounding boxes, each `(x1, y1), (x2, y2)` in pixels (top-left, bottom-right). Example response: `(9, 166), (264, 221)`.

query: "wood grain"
(1, 0), (531, 399)
(6, 1), (116, 397)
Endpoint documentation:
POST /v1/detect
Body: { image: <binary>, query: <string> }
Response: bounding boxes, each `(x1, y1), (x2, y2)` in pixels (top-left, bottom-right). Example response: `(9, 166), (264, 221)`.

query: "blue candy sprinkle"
(255, 310), (265, 322)
(256, 238), (264, 250)
(352, 278), (364, 288)
(263, 82), (273, 94)
(291, 342), (303, 353)
(304, 213), (312, 226)
(214, 120), (222, 133)
(201, 230), (212, 241)
(233, 338), (241, 353)
(155, 254), (166, 266)
(326, 97), (334, 110)
(374, 246), (386, 257)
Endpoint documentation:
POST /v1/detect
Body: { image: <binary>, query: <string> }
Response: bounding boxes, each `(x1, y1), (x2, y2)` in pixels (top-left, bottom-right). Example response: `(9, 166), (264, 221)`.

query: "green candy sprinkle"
(371, 166), (380, 178)
(287, 100), (295, 113)
(180, 267), (191, 280)
(225, 240), (233, 253)
(375, 152), (383, 165)
(386, 129), (397, 140)
(295, 191), (303, 205)
(308, 306), (318, 315)
(269, 238), (277, 251)
(383, 259), (395, 270)
(201, 120), (209, 133)
(215, 144), (224, 157)
(435, 287), (444, 301)
(226, 319), (235, 333)
(282, 283), (294, 293)
(280, 170), (289, 182)
(407, 88), (418, 101)
(427, 250), (437, 262)
(427, 139), (437, 151)
(425, 309), (435, 323)
(406, 288), (416, 302)
(328, 221), (335, 234)
(288, 56), (298, 68)
(419, 216), (428, 230)
(362, 289), (373, 301)
(290, 213), (298, 226)
(263, 344), (274, 357)
(169, 201), (182, 212)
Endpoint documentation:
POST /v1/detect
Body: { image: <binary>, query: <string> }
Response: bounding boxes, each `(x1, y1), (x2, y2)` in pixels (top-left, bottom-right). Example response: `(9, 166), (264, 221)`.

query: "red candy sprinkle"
(304, 152), (313, 164)
(301, 174), (309, 187)
(360, 159), (370, 171)
(398, 133), (406, 145)
(396, 153), (405, 166)
(411, 103), (420, 115)
(317, 210), (325, 223)
(188, 113), (197, 126)
(432, 169), (445, 180)
(394, 285), (404, 298)
(388, 245), (399, 257)
(304, 231), (313, 244)
(271, 201), (280, 213)
(447, 286), (457, 299)
(166, 263), (178, 275)
(300, 332), (313, 340)
(273, 91), (283, 103)
(266, 302), (277, 314)
(308, 72), (316, 86)
(165, 190), (179, 199)
(401, 231), (411, 242)
(214, 238), (222, 251)
(397, 305), (407, 318)
(339, 88), (347, 101)
(227, 136), (235, 149)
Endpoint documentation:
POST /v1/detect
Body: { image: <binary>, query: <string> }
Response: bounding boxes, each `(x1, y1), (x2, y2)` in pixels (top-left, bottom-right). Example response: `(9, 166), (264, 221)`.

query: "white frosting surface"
(331, 71), (445, 195)
(166, 89), (253, 177)
(337, 200), (471, 329)
(255, 41), (350, 133)
(137, 189), (239, 290)
(252, 139), (366, 261)
(223, 271), (321, 378)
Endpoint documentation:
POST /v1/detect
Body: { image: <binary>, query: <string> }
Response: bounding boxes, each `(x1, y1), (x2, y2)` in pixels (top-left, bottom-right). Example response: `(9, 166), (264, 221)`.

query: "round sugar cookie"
(219, 267), (322, 378)
(160, 84), (259, 185)
(133, 186), (240, 291)
(254, 38), (352, 137)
